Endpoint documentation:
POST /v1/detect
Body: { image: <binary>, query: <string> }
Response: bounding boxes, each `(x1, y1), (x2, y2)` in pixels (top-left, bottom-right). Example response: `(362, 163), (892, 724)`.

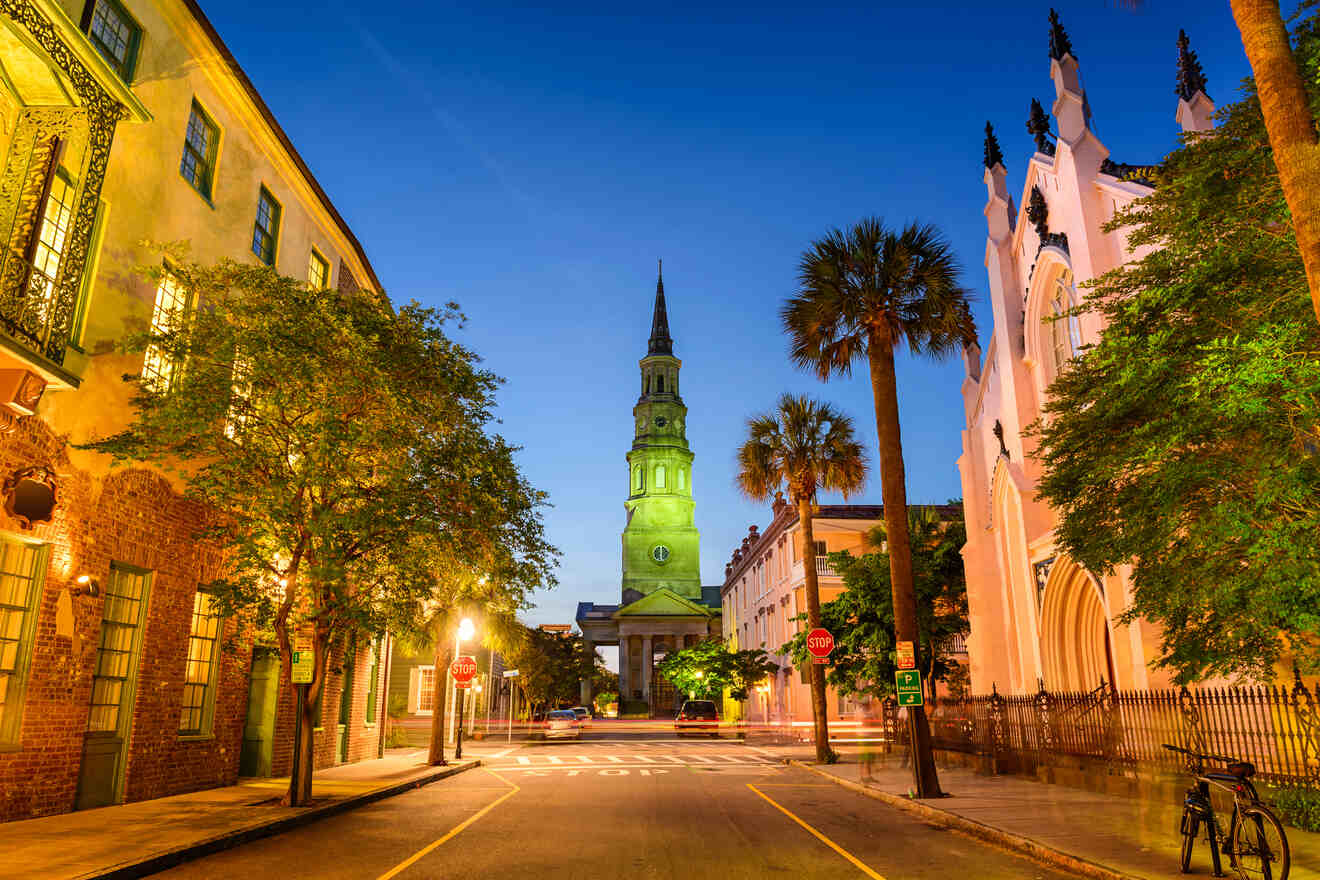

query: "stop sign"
(450, 655), (477, 684)
(806, 628), (834, 658)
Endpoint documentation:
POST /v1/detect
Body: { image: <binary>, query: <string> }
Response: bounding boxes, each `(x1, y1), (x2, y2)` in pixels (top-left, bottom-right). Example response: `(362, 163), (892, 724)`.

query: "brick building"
(0, 0), (386, 820)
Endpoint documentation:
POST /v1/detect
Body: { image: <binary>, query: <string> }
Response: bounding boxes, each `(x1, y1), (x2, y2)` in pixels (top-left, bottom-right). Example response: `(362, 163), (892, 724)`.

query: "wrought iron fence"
(889, 670), (1320, 788)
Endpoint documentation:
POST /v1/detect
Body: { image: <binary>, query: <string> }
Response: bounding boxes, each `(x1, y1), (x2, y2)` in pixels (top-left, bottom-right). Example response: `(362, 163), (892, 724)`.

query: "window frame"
(140, 271), (191, 392)
(1047, 271), (1084, 378)
(81, 0), (143, 83)
(179, 100), (220, 203)
(307, 248), (330, 290)
(179, 589), (223, 738)
(0, 537), (48, 750)
(251, 186), (282, 267)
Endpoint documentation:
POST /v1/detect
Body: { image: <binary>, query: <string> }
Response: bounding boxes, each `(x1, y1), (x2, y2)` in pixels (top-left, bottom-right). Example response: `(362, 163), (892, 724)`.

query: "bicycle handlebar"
(1162, 743), (1237, 764)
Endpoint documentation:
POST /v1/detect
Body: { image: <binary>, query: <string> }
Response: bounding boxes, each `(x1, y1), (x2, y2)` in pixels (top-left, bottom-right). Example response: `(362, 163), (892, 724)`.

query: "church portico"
(575, 266), (721, 717)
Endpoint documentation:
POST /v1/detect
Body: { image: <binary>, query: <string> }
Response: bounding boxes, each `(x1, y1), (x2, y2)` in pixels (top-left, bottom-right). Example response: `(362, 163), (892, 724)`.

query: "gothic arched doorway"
(1039, 557), (1116, 692)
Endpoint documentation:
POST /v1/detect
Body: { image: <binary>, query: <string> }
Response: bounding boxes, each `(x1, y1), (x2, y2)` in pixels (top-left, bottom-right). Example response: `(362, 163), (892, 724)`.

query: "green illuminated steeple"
(622, 263), (701, 601)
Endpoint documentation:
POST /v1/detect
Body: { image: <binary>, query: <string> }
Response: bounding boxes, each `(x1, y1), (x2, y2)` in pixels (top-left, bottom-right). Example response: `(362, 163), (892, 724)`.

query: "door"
(337, 652), (354, 763)
(239, 646), (279, 777)
(76, 565), (151, 810)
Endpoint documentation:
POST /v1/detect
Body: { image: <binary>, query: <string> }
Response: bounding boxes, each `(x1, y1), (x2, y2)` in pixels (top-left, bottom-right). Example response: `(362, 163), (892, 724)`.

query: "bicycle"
(1162, 743), (1290, 880)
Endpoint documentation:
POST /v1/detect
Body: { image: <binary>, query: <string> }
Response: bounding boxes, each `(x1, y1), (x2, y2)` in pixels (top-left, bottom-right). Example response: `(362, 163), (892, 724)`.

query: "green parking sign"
(895, 669), (923, 707)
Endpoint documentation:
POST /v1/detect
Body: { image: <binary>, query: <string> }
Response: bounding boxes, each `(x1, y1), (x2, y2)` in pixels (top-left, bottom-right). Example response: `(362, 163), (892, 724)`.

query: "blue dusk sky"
(203, 1), (1252, 654)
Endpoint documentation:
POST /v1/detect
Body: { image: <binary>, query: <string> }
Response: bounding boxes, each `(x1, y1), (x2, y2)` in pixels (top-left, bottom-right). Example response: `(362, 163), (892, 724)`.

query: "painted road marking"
(746, 784), (886, 880)
(491, 754), (774, 766)
(493, 764), (781, 774)
(376, 769), (519, 880)
(574, 755), (596, 763)
(547, 756), (564, 764)
(516, 756), (531, 765)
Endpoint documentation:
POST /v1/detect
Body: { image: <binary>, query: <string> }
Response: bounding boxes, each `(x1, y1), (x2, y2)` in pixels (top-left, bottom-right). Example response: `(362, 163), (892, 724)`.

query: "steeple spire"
(648, 261), (673, 356)
(983, 121), (1005, 170)
(1176, 29), (1209, 101)
(1048, 8), (1074, 61)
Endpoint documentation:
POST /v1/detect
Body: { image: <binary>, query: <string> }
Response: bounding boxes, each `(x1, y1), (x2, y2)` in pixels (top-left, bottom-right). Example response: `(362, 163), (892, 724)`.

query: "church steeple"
(648, 260), (673, 356)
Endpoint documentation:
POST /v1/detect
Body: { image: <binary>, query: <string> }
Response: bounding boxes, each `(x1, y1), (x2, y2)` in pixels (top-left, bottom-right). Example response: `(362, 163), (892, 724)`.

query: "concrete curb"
(785, 760), (1145, 880)
(83, 761), (481, 880)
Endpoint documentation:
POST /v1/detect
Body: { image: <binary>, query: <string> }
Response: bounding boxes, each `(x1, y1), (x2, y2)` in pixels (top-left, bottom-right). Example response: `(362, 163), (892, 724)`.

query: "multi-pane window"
(1048, 271), (1084, 376)
(417, 667), (435, 712)
(88, 566), (150, 733)
(28, 171), (76, 327)
(252, 188), (281, 266)
(308, 250), (329, 290)
(179, 102), (219, 200)
(84, 0), (141, 82)
(180, 591), (221, 735)
(223, 357), (252, 441)
(0, 539), (45, 745)
(364, 638), (381, 724)
(141, 275), (188, 391)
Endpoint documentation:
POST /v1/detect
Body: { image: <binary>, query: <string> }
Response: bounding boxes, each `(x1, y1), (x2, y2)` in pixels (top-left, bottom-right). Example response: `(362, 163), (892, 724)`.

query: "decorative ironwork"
(1032, 556), (1056, 608)
(1026, 185), (1049, 239)
(1176, 29), (1209, 101)
(0, 0), (129, 366)
(1177, 685), (1207, 767)
(983, 121), (1004, 170)
(1039, 231), (1069, 254)
(1035, 680), (1055, 753)
(1099, 159), (1159, 188)
(1292, 668), (1320, 783)
(1027, 98), (1056, 156)
(3, 464), (57, 528)
(988, 683), (1007, 755)
(992, 419), (1009, 459)
(1048, 8), (1074, 61)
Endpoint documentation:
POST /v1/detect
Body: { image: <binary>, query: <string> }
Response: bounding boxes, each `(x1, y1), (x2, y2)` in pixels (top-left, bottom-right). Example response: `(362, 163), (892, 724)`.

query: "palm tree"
(736, 393), (867, 762)
(782, 218), (975, 797)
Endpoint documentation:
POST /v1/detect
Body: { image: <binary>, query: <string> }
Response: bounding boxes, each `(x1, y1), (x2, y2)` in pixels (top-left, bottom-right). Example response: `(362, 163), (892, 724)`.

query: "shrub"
(1269, 786), (1320, 833)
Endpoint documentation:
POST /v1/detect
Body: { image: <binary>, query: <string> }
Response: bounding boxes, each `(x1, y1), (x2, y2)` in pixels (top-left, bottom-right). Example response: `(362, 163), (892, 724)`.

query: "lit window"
(179, 102), (219, 200)
(0, 539), (46, 746)
(88, 565), (150, 734)
(179, 591), (221, 735)
(1048, 270), (1084, 376)
(417, 667), (435, 712)
(141, 274), (189, 391)
(252, 188), (281, 266)
(27, 171), (76, 330)
(308, 250), (329, 290)
(83, 0), (141, 82)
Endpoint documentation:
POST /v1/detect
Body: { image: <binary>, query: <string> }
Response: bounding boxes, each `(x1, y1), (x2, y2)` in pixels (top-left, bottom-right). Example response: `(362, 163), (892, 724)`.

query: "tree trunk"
(427, 634), (449, 765)
(1230, 0), (1320, 320)
(293, 685), (316, 804)
(796, 494), (832, 763)
(868, 344), (942, 797)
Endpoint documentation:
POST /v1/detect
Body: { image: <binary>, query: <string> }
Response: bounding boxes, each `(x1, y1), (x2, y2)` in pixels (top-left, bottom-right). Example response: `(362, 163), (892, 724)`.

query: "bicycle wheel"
(1180, 809), (1199, 874)
(1230, 804), (1290, 880)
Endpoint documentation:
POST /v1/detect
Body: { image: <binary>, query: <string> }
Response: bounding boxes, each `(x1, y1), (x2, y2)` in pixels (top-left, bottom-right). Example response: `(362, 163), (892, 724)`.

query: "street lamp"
(451, 617), (475, 759)
(691, 669), (704, 700)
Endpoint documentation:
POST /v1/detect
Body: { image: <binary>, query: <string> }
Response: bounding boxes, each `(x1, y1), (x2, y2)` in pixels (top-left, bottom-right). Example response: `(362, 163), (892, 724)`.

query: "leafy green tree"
(87, 259), (555, 803)
(656, 641), (778, 702)
(782, 218), (974, 795)
(736, 394), (866, 762)
(1031, 13), (1320, 683)
(505, 626), (602, 715)
(782, 506), (968, 704)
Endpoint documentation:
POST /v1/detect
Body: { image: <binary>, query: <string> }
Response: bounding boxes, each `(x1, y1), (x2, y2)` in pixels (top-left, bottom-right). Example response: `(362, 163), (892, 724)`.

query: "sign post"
(450, 656), (476, 759)
(895, 669), (924, 707)
(288, 624), (315, 806)
(806, 628), (834, 665)
(896, 640), (915, 671)
(503, 669), (520, 743)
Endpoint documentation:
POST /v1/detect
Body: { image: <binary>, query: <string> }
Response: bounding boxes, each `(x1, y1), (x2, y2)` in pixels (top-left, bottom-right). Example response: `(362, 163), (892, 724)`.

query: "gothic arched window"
(656, 374), (665, 393)
(1048, 270), (1083, 376)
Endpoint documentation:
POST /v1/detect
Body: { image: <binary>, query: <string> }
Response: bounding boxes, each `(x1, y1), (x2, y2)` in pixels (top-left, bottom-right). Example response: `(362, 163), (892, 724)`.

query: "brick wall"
(0, 417), (253, 822)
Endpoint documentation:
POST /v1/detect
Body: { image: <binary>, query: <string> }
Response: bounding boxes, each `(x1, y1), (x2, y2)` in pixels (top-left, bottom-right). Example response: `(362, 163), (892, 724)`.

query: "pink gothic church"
(957, 13), (1215, 696)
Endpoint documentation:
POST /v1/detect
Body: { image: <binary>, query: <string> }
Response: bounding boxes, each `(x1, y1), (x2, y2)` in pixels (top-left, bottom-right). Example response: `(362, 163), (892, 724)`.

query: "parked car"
(544, 709), (582, 739)
(675, 700), (720, 737)
(570, 706), (592, 728)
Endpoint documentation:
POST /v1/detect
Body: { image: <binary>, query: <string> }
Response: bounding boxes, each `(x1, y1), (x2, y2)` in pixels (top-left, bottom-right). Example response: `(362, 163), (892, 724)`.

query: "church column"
(580, 638), (595, 707)
(619, 637), (631, 701)
(641, 635), (653, 701)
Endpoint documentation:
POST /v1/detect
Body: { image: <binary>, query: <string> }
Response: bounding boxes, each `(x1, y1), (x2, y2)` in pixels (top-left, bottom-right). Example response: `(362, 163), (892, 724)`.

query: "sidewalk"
(760, 743), (1318, 880)
(0, 748), (483, 880)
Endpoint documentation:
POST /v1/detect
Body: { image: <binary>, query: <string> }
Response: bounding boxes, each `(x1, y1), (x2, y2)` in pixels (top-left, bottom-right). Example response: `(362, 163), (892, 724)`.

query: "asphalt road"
(157, 731), (1082, 879)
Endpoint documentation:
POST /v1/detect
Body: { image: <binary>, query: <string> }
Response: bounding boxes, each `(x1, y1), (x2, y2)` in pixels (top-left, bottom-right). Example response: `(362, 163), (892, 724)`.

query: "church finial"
(648, 264), (673, 356)
(1048, 8), (1074, 61)
(983, 121), (1005, 170)
(1027, 98), (1056, 156)
(1176, 29), (1209, 101)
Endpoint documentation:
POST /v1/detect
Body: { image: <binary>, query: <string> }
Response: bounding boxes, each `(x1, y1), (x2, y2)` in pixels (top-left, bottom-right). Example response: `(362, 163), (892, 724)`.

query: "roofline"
(179, 0), (383, 293)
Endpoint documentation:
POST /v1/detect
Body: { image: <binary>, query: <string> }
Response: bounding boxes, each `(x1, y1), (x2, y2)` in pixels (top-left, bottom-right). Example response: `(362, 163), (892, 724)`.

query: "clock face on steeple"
(651, 544), (671, 565)
(654, 416), (667, 428)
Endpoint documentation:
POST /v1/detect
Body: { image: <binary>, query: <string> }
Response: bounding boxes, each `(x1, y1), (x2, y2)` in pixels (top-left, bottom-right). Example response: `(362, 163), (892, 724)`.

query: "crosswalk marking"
(547, 756), (564, 764)
(517, 756), (531, 765)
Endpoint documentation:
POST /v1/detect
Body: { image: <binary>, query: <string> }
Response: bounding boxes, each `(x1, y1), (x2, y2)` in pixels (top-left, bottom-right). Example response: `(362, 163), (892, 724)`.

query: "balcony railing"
(814, 556), (838, 578)
(0, 246), (72, 365)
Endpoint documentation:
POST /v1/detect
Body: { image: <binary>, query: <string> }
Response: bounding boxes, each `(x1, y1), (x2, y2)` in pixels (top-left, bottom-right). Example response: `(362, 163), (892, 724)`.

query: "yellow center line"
(376, 769), (519, 880)
(747, 783), (887, 880)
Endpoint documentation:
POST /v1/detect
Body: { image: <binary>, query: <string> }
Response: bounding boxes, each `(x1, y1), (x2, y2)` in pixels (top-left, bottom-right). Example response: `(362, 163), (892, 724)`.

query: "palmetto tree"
(783, 218), (975, 797)
(736, 393), (866, 762)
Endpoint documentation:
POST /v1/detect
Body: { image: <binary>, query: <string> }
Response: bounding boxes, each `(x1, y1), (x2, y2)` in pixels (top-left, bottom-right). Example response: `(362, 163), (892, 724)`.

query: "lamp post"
(451, 617), (474, 759)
